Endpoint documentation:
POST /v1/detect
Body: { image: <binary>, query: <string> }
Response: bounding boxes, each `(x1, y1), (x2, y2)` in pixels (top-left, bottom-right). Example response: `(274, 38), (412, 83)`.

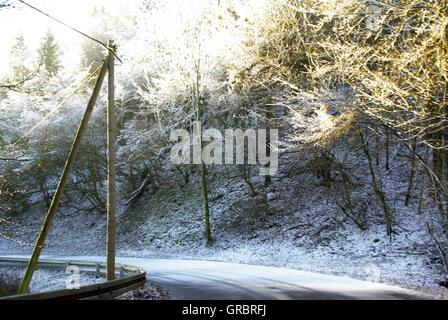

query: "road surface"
(1, 255), (424, 300)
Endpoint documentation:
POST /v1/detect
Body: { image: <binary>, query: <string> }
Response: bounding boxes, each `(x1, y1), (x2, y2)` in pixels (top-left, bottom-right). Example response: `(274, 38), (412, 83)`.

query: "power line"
(16, 0), (122, 63)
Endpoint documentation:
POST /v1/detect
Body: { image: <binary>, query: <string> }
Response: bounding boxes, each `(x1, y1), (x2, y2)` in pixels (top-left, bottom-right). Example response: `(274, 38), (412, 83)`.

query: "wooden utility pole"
(106, 40), (117, 281)
(18, 58), (109, 294)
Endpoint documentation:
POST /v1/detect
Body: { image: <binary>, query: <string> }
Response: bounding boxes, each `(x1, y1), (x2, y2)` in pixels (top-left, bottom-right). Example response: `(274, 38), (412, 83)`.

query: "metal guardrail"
(0, 257), (147, 300)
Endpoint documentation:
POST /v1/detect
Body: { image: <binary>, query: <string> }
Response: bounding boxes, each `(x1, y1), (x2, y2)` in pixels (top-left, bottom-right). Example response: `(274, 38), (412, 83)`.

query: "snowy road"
(1, 255), (424, 300)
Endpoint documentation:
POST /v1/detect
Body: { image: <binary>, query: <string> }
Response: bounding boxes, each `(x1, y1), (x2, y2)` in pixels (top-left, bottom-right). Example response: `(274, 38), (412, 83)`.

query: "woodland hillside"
(0, 0), (447, 296)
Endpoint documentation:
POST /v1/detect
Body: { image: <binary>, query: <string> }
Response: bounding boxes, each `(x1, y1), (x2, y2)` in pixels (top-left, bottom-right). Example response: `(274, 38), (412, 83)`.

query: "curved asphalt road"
(2, 255), (423, 300)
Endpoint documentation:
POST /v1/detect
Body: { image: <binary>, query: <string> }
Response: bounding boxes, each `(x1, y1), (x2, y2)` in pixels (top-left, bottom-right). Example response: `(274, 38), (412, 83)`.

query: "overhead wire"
(16, 0), (121, 62)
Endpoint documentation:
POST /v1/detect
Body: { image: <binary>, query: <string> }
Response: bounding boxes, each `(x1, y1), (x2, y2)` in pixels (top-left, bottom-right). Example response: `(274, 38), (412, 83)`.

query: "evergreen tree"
(37, 31), (61, 78)
(9, 33), (31, 83)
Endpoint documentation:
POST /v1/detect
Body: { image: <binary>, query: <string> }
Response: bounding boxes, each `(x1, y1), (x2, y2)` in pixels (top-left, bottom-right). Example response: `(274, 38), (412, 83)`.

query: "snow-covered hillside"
(1, 148), (447, 299)
(1, 0), (448, 301)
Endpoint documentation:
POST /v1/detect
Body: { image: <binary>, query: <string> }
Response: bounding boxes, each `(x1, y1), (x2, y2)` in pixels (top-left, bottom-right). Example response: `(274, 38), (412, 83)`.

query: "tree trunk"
(385, 126), (390, 172)
(405, 138), (417, 206)
(201, 161), (212, 245)
(359, 129), (393, 240)
(194, 57), (213, 245)
(375, 135), (380, 166)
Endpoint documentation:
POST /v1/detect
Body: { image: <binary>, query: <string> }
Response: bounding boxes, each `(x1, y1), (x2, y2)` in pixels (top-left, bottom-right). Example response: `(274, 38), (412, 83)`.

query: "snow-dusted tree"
(8, 34), (32, 84)
(318, 0), (448, 254)
(37, 31), (61, 78)
(313, 0), (447, 175)
(236, 0), (447, 257)
(111, 0), (264, 243)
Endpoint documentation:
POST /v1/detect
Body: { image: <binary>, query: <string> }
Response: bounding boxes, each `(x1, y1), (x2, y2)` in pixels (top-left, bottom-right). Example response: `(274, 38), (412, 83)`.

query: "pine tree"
(9, 33), (31, 83)
(37, 31), (61, 78)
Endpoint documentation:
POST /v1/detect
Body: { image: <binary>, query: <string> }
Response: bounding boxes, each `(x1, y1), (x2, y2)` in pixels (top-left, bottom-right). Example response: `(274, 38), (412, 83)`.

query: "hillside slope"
(1, 145), (447, 298)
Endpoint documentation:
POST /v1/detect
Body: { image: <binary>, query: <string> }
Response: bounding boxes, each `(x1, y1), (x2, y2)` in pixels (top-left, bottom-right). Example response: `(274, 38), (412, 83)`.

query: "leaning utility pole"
(17, 57), (109, 294)
(106, 40), (117, 281)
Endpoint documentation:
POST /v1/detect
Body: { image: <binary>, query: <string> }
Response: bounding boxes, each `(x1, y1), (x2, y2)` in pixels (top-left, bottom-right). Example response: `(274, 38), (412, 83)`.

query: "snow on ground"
(0, 266), (104, 294)
(120, 232), (447, 299)
(117, 282), (169, 300)
(0, 266), (167, 299)
(0, 146), (447, 299)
